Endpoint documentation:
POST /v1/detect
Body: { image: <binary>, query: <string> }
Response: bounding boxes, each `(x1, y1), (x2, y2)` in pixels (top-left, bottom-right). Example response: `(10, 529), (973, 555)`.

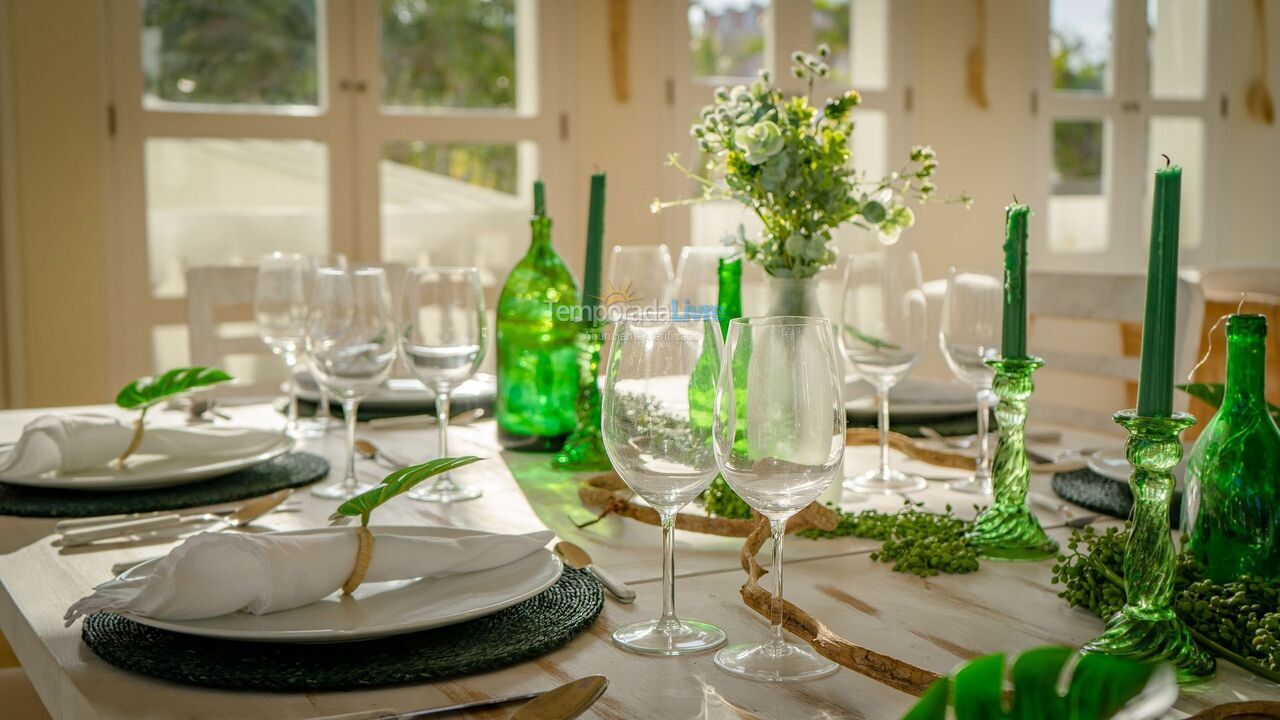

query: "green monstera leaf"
(116, 366), (233, 410)
(902, 646), (1169, 720)
(332, 456), (484, 526)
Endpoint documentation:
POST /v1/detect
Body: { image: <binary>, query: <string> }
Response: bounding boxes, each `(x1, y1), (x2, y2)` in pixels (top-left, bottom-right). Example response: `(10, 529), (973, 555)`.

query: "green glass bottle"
(495, 181), (581, 451)
(1183, 313), (1280, 582)
(699, 256), (751, 519)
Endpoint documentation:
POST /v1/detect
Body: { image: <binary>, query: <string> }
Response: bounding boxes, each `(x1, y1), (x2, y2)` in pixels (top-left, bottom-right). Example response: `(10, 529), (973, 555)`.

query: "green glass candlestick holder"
(552, 319), (611, 471)
(966, 356), (1058, 561)
(1081, 409), (1216, 683)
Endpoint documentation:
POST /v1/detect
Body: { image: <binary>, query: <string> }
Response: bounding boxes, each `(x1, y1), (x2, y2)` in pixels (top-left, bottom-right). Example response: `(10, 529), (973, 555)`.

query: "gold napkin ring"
(342, 527), (374, 595)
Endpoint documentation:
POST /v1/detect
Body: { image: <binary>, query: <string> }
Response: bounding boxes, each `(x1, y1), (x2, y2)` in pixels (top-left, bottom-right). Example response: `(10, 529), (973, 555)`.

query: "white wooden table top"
(0, 403), (1274, 719)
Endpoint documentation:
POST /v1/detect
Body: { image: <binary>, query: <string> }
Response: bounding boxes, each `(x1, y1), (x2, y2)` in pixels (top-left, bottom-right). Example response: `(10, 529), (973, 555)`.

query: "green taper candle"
(533, 179), (546, 217)
(1001, 202), (1030, 358)
(582, 173), (606, 317)
(1137, 162), (1182, 418)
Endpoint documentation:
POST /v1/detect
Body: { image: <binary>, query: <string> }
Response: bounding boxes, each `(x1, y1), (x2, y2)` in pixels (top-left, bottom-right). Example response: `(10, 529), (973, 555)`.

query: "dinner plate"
(117, 526), (564, 643)
(294, 374), (496, 411)
(1087, 446), (1188, 485)
(0, 435), (294, 491)
(845, 377), (979, 421)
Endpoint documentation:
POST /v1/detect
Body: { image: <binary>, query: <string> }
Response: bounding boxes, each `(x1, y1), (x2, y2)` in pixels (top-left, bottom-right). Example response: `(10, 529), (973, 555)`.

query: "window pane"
(813, 0), (889, 90)
(1048, 119), (1108, 253)
(1050, 0), (1112, 95)
(141, 1), (319, 109)
(145, 139), (329, 298)
(1147, 117), (1204, 249)
(381, 0), (518, 110)
(813, 0), (851, 82)
(380, 141), (530, 284)
(688, 0), (769, 80)
(1148, 0), (1208, 100)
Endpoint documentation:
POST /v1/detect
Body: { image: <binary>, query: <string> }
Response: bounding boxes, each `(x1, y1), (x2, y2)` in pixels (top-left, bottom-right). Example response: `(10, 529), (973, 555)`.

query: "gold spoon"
(555, 541), (635, 603)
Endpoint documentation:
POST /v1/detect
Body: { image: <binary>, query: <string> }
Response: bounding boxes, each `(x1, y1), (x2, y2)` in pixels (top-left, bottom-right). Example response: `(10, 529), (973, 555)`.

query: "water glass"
(713, 316), (844, 681)
(602, 316), (726, 655)
(305, 266), (398, 499)
(255, 253), (310, 438)
(673, 245), (735, 311)
(840, 251), (928, 494)
(399, 267), (487, 502)
(606, 245), (674, 309)
(939, 268), (1002, 495)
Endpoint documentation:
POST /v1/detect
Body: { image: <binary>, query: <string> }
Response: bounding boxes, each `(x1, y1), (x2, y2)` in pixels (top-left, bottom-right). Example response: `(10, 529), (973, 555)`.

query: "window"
(1034, 0), (1220, 270)
(108, 0), (564, 379)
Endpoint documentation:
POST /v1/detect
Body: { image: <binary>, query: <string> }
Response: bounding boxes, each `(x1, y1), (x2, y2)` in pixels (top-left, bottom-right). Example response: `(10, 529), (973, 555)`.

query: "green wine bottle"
(1183, 314), (1280, 582)
(495, 181), (581, 451)
(700, 255), (751, 520)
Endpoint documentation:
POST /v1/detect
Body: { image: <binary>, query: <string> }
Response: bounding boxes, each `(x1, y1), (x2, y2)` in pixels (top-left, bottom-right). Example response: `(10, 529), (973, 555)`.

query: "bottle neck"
(1223, 334), (1267, 406)
(528, 216), (553, 255)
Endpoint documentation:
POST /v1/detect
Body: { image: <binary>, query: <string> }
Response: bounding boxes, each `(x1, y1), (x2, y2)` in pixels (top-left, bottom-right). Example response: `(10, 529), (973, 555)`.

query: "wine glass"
(255, 252), (310, 438)
(305, 266), (398, 499)
(839, 250), (928, 494)
(939, 268), (1002, 495)
(712, 316), (845, 681)
(606, 245), (674, 309)
(400, 267), (487, 503)
(673, 245), (735, 311)
(602, 316), (726, 655)
(298, 253), (349, 437)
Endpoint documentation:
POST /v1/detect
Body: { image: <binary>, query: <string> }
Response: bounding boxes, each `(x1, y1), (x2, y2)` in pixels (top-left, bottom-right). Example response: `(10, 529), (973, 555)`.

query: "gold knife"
(311, 676), (607, 720)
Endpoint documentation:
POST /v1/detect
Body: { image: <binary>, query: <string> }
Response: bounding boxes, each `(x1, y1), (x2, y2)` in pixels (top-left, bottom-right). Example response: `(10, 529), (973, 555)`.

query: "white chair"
(1025, 270), (1205, 430)
(1198, 266), (1280, 303)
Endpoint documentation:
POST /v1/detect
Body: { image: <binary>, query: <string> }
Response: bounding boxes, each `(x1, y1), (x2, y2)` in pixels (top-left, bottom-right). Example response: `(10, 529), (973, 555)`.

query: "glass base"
(294, 416), (331, 439)
(612, 619), (726, 656)
(408, 483), (482, 503)
(846, 467), (927, 494)
(714, 639), (839, 682)
(309, 478), (376, 500)
(1082, 607), (1216, 684)
(966, 503), (1058, 561)
(945, 475), (993, 496)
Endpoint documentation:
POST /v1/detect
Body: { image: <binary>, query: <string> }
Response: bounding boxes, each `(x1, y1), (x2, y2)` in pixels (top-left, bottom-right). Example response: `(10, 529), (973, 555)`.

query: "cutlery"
(918, 426), (1061, 449)
(55, 500), (301, 533)
(354, 439), (416, 470)
(58, 489), (292, 547)
(1028, 492), (1101, 528)
(555, 541), (635, 603)
(367, 407), (485, 430)
(1065, 513), (1101, 529)
(310, 675), (607, 720)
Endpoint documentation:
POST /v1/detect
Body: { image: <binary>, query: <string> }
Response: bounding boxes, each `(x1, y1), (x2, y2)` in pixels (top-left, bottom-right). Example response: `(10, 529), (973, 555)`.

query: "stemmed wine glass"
(255, 252), (310, 438)
(839, 250), (928, 494)
(606, 245), (674, 308)
(673, 246), (734, 310)
(713, 316), (845, 680)
(939, 268), (1002, 495)
(305, 266), (398, 499)
(602, 316), (726, 655)
(298, 253), (348, 437)
(399, 267), (487, 503)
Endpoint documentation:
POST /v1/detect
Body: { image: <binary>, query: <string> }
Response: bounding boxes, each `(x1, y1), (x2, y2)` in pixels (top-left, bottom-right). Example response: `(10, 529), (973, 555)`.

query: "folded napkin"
(65, 528), (555, 624)
(0, 414), (284, 480)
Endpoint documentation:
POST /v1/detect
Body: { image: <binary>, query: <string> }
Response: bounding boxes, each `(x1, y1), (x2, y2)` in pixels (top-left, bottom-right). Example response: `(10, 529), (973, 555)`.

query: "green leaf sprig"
(331, 456), (484, 527)
(799, 501), (981, 577)
(114, 366), (233, 466)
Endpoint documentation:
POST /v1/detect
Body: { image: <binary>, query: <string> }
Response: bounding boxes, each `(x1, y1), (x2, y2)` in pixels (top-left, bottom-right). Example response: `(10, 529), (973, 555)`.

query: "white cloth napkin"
(0, 414), (284, 480)
(65, 528), (555, 624)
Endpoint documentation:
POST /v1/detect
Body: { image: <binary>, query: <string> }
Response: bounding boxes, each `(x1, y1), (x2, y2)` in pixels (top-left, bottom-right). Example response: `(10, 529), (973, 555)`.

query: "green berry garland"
(799, 501), (981, 578)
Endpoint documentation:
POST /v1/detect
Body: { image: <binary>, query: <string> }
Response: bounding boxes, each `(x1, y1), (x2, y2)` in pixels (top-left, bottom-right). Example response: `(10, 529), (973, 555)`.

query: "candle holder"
(965, 356), (1058, 560)
(552, 318), (611, 471)
(1081, 409), (1215, 683)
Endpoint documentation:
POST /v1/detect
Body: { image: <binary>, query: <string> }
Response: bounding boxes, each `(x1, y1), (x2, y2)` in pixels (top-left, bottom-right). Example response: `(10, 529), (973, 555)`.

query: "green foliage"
(1050, 32), (1106, 93)
(1178, 382), (1280, 422)
(656, 48), (968, 279)
(1052, 524), (1280, 682)
(799, 501), (981, 577)
(333, 456), (484, 526)
(702, 476), (753, 520)
(903, 646), (1157, 720)
(115, 367), (233, 411)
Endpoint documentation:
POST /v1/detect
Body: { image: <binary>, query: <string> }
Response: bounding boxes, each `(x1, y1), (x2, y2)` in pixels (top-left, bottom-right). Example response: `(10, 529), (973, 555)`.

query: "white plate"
(1088, 446), (1188, 485)
(294, 374), (495, 410)
(1, 435), (294, 491)
(117, 526), (564, 643)
(845, 377), (979, 420)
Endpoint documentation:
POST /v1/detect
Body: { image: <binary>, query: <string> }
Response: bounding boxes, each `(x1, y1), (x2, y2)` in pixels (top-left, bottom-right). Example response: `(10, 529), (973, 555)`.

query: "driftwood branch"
(577, 473), (791, 537)
(1189, 701), (1280, 720)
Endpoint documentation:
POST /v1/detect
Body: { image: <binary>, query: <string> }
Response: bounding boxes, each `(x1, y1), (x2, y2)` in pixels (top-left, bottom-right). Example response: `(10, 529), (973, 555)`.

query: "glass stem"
(316, 384), (332, 423)
(769, 518), (786, 651)
(342, 397), (359, 491)
(658, 510), (680, 632)
(283, 352), (299, 433)
(877, 385), (891, 480)
(429, 390), (456, 494)
(975, 388), (992, 490)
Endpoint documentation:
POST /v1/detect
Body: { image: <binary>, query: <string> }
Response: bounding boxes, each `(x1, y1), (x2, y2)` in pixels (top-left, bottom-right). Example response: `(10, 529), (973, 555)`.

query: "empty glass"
(673, 245), (735, 311)
(840, 250), (928, 494)
(298, 253), (349, 437)
(255, 252), (310, 438)
(939, 268), (1003, 495)
(305, 266), (398, 499)
(602, 316), (727, 655)
(606, 245), (674, 309)
(400, 267), (488, 502)
(713, 316), (845, 681)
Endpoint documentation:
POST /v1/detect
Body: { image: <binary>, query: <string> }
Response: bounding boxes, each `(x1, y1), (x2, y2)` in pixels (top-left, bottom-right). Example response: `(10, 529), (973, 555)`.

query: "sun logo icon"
(599, 281), (640, 307)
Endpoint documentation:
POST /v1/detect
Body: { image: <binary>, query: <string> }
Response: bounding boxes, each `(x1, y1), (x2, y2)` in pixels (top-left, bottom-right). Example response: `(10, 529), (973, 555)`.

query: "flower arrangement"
(654, 46), (968, 279)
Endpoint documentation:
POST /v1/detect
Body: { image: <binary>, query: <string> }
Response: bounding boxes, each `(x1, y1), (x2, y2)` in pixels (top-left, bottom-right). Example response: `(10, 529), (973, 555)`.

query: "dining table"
(0, 401), (1274, 719)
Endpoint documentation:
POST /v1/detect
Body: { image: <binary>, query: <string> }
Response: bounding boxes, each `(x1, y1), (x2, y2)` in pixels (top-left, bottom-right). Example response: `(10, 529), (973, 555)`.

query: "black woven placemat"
(296, 394), (493, 422)
(81, 568), (603, 692)
(1051, 467), (1183, 527)
(848, 412), (981, 438)
(0, 452), (329, 518)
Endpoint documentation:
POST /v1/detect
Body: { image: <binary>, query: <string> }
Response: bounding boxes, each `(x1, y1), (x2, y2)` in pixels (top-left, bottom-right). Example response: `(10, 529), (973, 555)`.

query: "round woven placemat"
(1051, 467), (1183, 526)
(849, 412), (980, 438)
(81, 568), (603, 692)
(0, 452), (329, 518)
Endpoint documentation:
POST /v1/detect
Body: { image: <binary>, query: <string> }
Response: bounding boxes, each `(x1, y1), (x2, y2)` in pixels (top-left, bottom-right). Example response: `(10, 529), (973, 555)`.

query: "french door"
(104, 0), (567, 384)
